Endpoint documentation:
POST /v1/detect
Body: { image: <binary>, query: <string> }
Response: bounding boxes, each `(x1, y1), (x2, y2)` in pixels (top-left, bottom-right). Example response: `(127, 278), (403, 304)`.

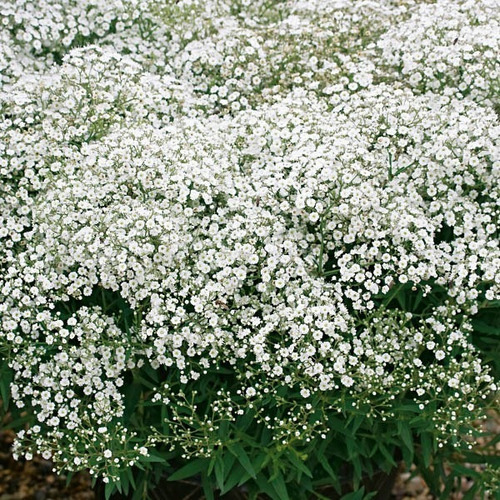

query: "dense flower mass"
(0, 0), (499, 497)
(377, 0), (500, 108)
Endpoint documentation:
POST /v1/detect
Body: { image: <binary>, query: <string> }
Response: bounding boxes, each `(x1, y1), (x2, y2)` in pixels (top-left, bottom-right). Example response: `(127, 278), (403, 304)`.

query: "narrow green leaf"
(412, 288), (424, 311)
(270, 472), (290, 500)
(260, 426), (272, 445)
(0, 366), (12, 410)
(115, 480), (123, 495)
(451, 464), (480, 478)
(218, 419), (229, 438)
(255, 472), (280, 500)
(168, 458), (208, 481)
(352, 456), (362, 488)
(139, 453), (165, 463)
(351, 414), (364, 434)
(64, 472), (75, 487)
(471, 320), (499, 336)
(378, 443), (397, 468)
(318, 455), (341, 493)
(131, 476), (145, 500)
(104, 482), (115, 500)
(123, 381), (143, 422)
(223, 463), (251, 493)
(253, 451), (269, 474)
(229, 443), (257, 478)
(462, 452), (500, 466)
(126, 468), (136, 491)
(120, 471), (129, 496)
(286, 450), (312, 478)
(132, 374), (156, 390)
(346, 436), (357, 459)
(223, 451), (236, 478)
(142, 362), (160, 383)
(328, 415), (349, 435)
(214, 455), (225, 491)
(208, 454), (217, 476)
(341, 487), (366, 500)
(420, 433), (432, 468)
(201, 470), (215, 500)
(236, 409), (255, 433)
(398, 421), (413, 454)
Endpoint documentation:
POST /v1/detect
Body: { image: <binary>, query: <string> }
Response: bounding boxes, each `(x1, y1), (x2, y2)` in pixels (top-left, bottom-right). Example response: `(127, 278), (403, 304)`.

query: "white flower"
(300, 388), (311, 398)
(435, 350), (446, 361)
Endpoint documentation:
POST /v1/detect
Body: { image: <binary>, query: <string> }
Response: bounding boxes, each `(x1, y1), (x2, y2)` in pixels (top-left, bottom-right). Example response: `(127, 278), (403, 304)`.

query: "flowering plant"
(0, 1), (499, 499)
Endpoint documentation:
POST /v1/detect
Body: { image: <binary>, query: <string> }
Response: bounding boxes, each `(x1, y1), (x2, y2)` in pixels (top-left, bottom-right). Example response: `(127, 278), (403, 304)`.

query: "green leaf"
(351, 414), (364, 434)
(229, 443), (257, 478)
(120, 473), (130, 496)
(318, 455), (341, 493)
(201, 470), (215, 500)
(397, 421), (414, 466)
(396, 289), (407, 309)
(208, 454), (217, 476)
(462, 451), (500, 467)
(252, 451), (269, 474)
(286, 450), (312, 478)
(223, 449), (237, 477)
(270, 472), (290, 500)
(260, 426), (272, 445)
(328, 415), (349, 435)
(236, 409), (255, 433)
(1, 412), (33, 430)
(139, 453), (166, 463)
(64, 472), (75, 487)
(472, 320), (500, 336)
(218, 419), (230, 438)
(255, 472), (280, 500)
(168, 458), (208, 481)
(346, 435), (357, 459)
(451, 464), (480, 478)
(352, 456), (362, 488)
(131, 475), (146, 500)
(0, 365), (12, 411)
(142, 362), (160, 383)
(104, 482), (116, 500)
(341, 487), (366, 500)
(397, 421), (413, 454)
(214, 455), (226, 491)
(132, 374), (156, 390)
(439, 473), (457, 500)
(123, 381), (143, 423)
(115, 479), (123, 495)
(420, 432), (432, 468)
(126, 468), (136, 491)
(412, 288), (424, 311)
(377, 443), (397, 468)
(222, 463), (251, 493)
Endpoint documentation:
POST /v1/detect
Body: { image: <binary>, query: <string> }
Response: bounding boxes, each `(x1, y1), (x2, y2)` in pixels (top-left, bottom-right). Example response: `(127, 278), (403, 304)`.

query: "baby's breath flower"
(0, 0), (497, 492)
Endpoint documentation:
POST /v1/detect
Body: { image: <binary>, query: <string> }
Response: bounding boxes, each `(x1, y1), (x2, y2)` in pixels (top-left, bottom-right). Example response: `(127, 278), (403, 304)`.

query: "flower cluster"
(377, 0), (500, 107)
(0, 0), (498, 494)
